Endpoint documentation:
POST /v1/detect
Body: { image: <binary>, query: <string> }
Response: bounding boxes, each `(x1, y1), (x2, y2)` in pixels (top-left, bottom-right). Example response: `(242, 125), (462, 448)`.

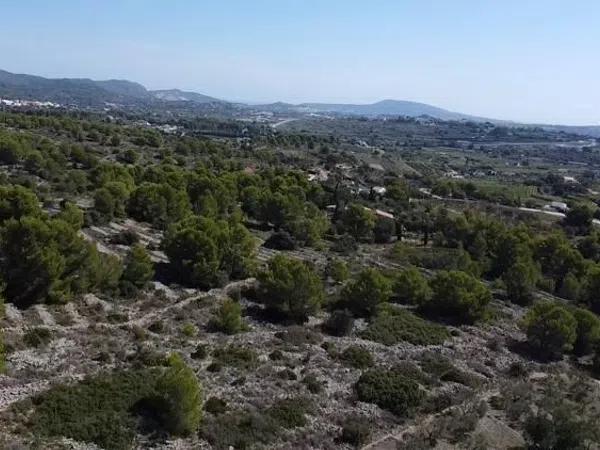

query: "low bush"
(26, 360), (201, 449)
(204, 397), (228, 415)
(301, 374), (324, 394)
(360, 307), (449, 346)
(524, 403), (595, 450)
(355, 368), (425, 416)
(149, 353), (203, 436)
(23, 327), (52, 347)
(420, 353), (480, 388)
(266, 397), (313, 429)
(191, 344), (208, 360)
(275, 326), (323, 347)
(209, 298), (245, 335)
(323, 309), (354, 337)
(340, 346), (374, 369)
(326, 258), (350, 282)
(181, 323), (198, 337)
(340, 416), (372, 447)
(201, 409), (280, 449)
(212, 345), (259, 370)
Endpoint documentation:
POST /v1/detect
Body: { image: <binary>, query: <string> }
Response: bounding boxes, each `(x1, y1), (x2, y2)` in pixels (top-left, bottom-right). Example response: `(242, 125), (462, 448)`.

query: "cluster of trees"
(0, 185), (155, 307)
(256, 254), (490, 327)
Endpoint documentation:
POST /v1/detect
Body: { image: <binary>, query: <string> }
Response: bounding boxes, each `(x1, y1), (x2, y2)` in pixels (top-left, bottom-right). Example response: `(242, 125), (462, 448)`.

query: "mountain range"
(0, 69), (598, 137)
(0, 68), (480, 119)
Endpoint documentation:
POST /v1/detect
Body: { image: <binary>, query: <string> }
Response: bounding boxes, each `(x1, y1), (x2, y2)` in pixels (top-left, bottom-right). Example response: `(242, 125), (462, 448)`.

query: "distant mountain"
(0, 69), (597, 138)
(95, 79), (150, 99)
(0, 69), (221, 107)
(292, 99), (475, 120)
(151, 89), (222, 104)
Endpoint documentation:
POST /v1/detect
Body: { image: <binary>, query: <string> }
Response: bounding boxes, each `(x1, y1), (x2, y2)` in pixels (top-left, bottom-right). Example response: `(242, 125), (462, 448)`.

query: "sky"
(1, 0), (598, 125)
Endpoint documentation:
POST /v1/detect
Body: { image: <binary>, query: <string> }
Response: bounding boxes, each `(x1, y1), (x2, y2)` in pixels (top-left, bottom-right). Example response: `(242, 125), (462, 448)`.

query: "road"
(272, 118), (298, 129)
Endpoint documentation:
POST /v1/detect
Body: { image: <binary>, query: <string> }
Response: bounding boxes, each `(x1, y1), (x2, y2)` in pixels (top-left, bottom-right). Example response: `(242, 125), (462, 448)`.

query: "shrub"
(212, 345), (258, 370)
(373, 217), (396, 243)
(191, 344), (208, 360)
(423, 270), (491, 324)
(355, 368), (425, 416)
(570, 307), (600, 356)
(503, 260), (539, 305)
(340, 416), (372, 447)
(150, 353), (203, 436)
(263, 231), (296, 250)
(340, 346), (374, 369)
(210, 298), (245, 335)
(204, 397), (228, 415)
(360, 306), (449, 346)
(120, 244), (154, 293)
(522, 302), (577, 360)
(110, 229), (139, 245)
(275, 326), (322, 347)
(201, 409), (279, 449)
(258, 255), (324, 323)
(277, 368), (297, 380)
(524, 404), (593, 450)
(301, 374), (323, 394)
(326, 258), (350, 282)
(266, 397), (313, 429)
(420, 353), (480, 387)
(28, 369), (161, 449)
(23, 327), (52, 347)
(392, 266), (431, 305)
(181, 323), (198, 337)
(340, 268), (392, 317)
(323, 309), (354, 337)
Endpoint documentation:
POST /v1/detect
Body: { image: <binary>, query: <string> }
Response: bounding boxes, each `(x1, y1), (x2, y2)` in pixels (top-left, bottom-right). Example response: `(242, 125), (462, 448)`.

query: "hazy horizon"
(1, 0), (599, 126)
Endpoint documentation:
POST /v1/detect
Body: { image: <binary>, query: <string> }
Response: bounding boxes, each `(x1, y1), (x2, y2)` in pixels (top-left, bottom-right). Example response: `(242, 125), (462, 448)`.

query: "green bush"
(28, 369), (161, 449)
(355, 368), (425, 416)
(326, 258), (349, 282)
(503, 260), (539, 305)
(150, 353), (203, 436)
(522, 302), (577, 360)
(210, 298), (245, 334)
(340, 416), (372, 447)
(420, 353), (480, 387)
(204, 397), (228, 415)
(360, 306), (449, 346)
(524, 404), (594, 450)
(181, 323), (198, 337)
(323, 309), (354, 336)
(120, 244), (154, 295)
(212, 345), (259, 370)
(201, 409), (280, 449)
(340, 346), (374, 369)
(23, 327), (52, 347)
(301, 374), (324, 394)
(258, 255), (324, 323)
(423, 270), (491, 324)
(570, 307), (600, 356)
(392, 266), (431, 305)
(275, 325), (323, 347)
(340, 268), (392, 317)
(266, 397), (313, 429)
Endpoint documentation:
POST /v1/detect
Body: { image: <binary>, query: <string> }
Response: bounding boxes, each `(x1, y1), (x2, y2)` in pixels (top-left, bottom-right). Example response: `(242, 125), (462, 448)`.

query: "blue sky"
(1, 0), (598, 125)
